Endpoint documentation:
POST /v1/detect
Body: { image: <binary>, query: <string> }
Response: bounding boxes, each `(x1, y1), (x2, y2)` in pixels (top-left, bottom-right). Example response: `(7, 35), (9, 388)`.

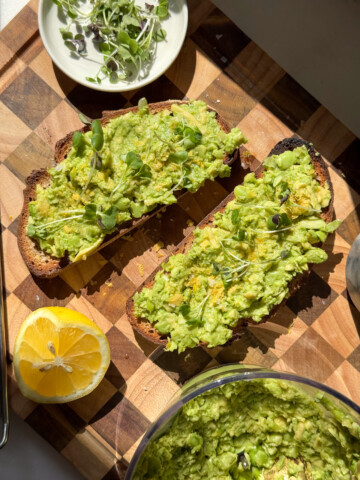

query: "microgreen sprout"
(27, 214), (84, 238)
(162, 150), (193, 196)
(253, 225), (295, 234)
(152, 123), (201, 194)
(216, 237), (296, 285)
(155, 128), (198, 154)
(91, 119), (104, 151)
(138, 97), (150, 114)
(72, 117), (105, 197)
(280, 193), (289, 205)
(154, 132), (176, 152)
(222, 265), (249, 284)
(64, 33), (86, 54)
(267, 213), (291, 231)
(83, 203), (120, 230)
(183, 293), (210, 326)
(232, 229), (245, 241)
(166, 170), (186, 195)
(216, 241), (251, 285)
(270, 213), (280, 228)
(288, 201), (321, 214)
(231, 209), (239, 225)
(72, 130), (83, 148)
(193, 294), (210, 322)
(174, 125), (202, 150)
(79, 113), (91, 125)
(53, 0), (169, 84)
(221, 246), (249, 266)
(179, 303), (190, 317)
(73, 114), (104, 154)
(100, 206), (120, 230)
(111, 151), (152, 195)
(27, 202), (120, 238)
(168, 151), (189, 164)
(213, 260), (249, 286)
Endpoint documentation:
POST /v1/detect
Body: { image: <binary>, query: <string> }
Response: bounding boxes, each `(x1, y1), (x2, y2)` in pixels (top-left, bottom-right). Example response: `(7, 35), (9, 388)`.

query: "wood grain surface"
(1, 1), (360, 479)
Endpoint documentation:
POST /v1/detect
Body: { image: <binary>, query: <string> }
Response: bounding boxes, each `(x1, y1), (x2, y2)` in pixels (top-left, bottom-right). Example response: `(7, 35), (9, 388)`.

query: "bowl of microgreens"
(38, 0), (188, 91)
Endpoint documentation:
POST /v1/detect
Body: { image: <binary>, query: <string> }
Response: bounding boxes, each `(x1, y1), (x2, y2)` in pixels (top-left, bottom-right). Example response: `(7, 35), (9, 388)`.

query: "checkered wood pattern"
(1, 1), (360, 479)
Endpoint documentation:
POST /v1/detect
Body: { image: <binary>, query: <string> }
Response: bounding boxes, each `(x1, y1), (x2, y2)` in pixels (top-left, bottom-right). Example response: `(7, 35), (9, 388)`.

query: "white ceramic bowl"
(38, 0), (188, 92)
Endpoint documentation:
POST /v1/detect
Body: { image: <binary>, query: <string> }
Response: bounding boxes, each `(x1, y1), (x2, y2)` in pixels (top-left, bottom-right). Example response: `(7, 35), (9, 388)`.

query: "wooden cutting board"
(1, 1), (360, 479)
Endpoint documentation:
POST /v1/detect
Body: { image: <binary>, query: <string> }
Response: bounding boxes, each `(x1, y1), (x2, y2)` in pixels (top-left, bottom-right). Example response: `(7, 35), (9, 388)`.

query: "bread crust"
(17, 100), (238, 278)
(126, 138), (335, 347)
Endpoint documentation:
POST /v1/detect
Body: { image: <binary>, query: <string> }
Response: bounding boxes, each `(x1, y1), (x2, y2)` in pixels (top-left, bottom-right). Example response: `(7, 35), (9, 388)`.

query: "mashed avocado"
(133, 146), (340, 352)
(133, 378), (360, 480)
(27, 100), (245, 261)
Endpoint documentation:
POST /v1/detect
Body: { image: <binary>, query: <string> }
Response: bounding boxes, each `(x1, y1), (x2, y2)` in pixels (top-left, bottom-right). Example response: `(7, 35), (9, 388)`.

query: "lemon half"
(14, 307), (110, 403)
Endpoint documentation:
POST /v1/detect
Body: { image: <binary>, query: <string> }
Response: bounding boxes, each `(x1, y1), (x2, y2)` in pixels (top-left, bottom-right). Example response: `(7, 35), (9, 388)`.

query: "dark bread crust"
(17, 101), (238, 278)
(126, 138), (335, 347)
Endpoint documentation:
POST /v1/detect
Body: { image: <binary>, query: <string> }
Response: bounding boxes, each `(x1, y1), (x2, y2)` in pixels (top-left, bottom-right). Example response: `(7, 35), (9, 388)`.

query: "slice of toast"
(18, 100), (240, 278)
(126, 138), (334, 348)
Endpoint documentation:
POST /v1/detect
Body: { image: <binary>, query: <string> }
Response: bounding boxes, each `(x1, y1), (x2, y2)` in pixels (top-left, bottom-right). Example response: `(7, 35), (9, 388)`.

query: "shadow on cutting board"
(54, 44), (197, 120)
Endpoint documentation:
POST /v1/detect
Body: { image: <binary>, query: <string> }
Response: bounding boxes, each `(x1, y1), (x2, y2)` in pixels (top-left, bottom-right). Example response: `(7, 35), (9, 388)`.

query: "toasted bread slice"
(126, 138), (334, 347)
(18, 100), (240, 278)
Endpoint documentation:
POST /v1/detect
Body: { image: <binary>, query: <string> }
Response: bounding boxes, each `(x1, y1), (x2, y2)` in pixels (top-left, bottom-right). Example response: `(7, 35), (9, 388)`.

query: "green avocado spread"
(133, 146), (340, 352)
(133, 379), (360, 480)
(27, 100), (245, 261)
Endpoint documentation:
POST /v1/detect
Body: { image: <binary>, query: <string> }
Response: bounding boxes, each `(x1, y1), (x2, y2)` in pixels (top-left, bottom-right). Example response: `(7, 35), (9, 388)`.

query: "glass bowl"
(124, 364), (360, 479)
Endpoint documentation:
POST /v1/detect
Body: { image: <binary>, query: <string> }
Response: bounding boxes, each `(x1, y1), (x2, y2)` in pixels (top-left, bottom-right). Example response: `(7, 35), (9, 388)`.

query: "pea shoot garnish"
(72, 115), (105, 196)
(280, 193), (289, 205)
(84, 204), (120, 230)
(53, 0), (169, 84)
(178, 294), (210, 326)
(267, 213), (292, 231)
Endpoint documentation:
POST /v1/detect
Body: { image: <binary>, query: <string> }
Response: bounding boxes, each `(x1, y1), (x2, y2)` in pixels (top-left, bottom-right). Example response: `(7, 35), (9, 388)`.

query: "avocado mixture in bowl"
(127, 366), (360, 480)
(27, 100), (245, 261)
(133, 146), (340, 352)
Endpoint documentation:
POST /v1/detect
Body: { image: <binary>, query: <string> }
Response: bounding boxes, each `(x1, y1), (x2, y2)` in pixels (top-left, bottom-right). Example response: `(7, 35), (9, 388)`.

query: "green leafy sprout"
(153, 125), (202, 196)
(111, 150), (152, 196)
(53, 0), (169, 83)
(217, 206), (295, 286)
(27, 203), (120, 237)
(72, 115), (105, 196)
(179, 293), (210, 326)
(83, 203), (120, 230)
(214, 198), (340, 287)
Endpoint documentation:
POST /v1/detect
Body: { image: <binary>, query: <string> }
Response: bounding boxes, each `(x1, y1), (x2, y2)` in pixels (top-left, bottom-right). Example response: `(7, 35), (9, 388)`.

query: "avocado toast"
(18, 99), (246, 278)
(127, 138), (340, 352)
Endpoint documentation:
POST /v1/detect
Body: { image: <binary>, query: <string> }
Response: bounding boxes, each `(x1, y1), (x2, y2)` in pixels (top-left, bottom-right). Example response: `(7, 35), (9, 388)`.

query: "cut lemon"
(13, 307), (110, 403)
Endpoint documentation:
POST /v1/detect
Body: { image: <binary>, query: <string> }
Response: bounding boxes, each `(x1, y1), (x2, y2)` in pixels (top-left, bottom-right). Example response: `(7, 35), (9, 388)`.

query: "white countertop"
(212, 0), (360, 138)
(0, 410), (85, 480)
(0, 0), (28, 30)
